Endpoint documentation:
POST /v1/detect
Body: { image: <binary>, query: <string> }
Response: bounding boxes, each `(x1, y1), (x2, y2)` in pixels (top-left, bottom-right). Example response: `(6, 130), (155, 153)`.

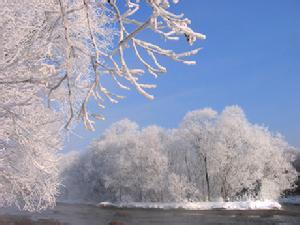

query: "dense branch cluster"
(0, 0), (64, 211)
(41, 0), (205, 130)
(1, 0), (204, 131)
(60, 106), (298, 203)
(0, 0), (203, 211)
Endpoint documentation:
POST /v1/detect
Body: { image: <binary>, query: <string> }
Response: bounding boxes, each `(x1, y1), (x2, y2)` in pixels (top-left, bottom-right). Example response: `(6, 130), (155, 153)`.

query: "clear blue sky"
(64, 0), (300, 152)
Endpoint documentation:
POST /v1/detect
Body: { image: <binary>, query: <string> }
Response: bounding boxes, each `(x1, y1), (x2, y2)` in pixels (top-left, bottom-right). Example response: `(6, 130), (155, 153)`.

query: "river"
(1, 202), (300, 225)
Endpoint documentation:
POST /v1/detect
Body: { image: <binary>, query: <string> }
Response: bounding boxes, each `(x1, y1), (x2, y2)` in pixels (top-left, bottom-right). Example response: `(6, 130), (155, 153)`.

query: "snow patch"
(98, 201), (281, 210)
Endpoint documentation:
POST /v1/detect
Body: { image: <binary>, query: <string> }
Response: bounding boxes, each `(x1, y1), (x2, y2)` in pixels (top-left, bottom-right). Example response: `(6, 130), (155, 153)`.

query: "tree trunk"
(204, 156), (211, 201)
(119, 186), (122, 202)
(221, 181), (228, 201)
(185, 154), (192, 182)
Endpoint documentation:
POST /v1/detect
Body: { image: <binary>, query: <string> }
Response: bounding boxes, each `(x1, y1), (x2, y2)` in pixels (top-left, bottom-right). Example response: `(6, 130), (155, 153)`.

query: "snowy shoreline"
(98, 201), (282, 210)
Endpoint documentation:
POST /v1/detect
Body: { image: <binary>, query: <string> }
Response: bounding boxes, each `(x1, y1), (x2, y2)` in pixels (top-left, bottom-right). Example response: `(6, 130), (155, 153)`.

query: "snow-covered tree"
(1, 0), (204, 211)
(0, 88), (63, 211)
(0, 1), (65, 211)
(212, 106), (260, 200)
(60, 119), (170, 202)
(1, 0), (205, 130)
(165, 128), (206, 201)
(179, 108), (218, 201)
(60, 106), (298, 203)
(213, 106), (298, 200)
(254, 130), (298, 200)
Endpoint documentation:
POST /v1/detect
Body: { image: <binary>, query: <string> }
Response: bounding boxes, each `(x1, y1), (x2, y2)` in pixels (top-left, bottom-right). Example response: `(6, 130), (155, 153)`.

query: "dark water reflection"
(1, 203), (300, 225)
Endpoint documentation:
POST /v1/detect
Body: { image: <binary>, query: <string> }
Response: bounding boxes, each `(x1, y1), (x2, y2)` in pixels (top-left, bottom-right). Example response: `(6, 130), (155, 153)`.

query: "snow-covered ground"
(280, 195), (300, 205)
(98, 201), (282, 210)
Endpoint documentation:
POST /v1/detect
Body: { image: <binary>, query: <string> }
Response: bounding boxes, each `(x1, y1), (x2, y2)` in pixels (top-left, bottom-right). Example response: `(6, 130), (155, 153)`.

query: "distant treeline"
(60, 106), (298, 203)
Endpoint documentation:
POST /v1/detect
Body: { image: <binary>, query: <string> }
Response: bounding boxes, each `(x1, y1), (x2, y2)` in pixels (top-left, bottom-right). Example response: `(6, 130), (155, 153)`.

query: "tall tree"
(1, 0), (204, 211)
(180, 108), (218, 201)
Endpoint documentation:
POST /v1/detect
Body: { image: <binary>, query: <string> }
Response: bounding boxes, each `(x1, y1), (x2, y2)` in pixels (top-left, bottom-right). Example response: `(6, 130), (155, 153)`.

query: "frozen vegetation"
(0, 0), (204, 211)
(0, 0), (298, 214)
(60, 106), (298, 205)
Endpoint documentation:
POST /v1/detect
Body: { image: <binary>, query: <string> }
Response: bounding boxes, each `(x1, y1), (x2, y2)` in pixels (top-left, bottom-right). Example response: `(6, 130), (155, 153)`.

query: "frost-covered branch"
(39, 0), (206, 130)
(103, 0), (205, 103)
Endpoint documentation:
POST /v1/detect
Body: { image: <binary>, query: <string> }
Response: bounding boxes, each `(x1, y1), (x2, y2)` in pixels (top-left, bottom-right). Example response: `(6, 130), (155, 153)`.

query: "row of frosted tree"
(60, 106), (298, 203)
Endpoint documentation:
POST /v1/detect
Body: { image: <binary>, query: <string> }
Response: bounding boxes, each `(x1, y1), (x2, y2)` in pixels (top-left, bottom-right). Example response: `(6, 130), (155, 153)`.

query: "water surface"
(1, 202), (300, 225)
